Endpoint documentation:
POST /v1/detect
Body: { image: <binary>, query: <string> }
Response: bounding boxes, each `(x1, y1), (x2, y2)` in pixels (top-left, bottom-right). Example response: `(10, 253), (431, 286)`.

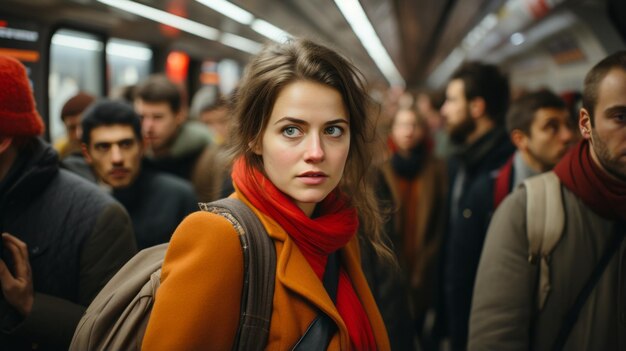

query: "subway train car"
(0, 1), (625, 350)
(1, 0), (623, 145)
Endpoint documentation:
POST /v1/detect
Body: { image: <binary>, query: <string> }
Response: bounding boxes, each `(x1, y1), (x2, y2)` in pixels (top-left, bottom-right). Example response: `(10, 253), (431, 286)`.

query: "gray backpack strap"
(523, 171), (565, 310)
(199, 198), (276, 351)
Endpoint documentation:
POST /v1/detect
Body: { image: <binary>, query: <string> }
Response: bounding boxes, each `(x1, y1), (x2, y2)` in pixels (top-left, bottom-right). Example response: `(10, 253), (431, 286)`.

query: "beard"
(448, 112), (477, 145)
(591, 129), (626, 182)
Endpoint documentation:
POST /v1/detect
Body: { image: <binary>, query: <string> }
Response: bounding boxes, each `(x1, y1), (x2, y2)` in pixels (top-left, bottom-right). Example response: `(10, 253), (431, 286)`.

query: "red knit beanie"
(0, 55), (44, 136)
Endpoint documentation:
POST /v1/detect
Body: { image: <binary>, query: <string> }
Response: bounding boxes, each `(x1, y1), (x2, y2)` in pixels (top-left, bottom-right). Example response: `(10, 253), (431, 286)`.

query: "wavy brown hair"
(229, 38), (393, 261)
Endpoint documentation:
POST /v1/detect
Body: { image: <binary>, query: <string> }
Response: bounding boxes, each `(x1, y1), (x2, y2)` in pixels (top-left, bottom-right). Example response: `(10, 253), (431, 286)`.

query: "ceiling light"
(196, 0), (291, 43)
(250, 19), (291, 42)
(195, 0), (254, 25)
(98, 0), (220, 40)
(510, 32), (525, 46)
(98, 0), (266, 54)
(334, 0), (405, 87)
(220, 33), (263, 54)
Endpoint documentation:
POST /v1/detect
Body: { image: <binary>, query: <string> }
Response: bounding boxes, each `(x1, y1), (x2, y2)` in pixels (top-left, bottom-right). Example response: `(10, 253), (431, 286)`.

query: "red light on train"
(166, 51), (189, 84)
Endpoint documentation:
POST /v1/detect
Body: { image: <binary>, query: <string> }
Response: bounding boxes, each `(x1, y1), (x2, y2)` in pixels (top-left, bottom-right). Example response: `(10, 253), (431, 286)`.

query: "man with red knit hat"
(469, 51), (626, 350)
(0, 56), (137, 350)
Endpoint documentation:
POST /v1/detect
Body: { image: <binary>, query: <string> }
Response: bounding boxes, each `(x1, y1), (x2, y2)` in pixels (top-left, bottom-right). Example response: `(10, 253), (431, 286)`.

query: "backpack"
(70, 198), (276, 351)
(522, 171), (565, 311)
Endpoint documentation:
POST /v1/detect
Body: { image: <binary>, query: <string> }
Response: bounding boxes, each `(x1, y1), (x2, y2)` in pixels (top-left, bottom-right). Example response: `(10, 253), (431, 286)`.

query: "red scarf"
(493, 155), (514, 209)
(553, 140), (626, 221)
(231, 158), (377, 350)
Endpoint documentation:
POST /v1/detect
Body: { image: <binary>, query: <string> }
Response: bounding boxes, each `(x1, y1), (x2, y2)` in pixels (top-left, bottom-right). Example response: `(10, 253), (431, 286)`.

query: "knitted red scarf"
(553, 140), (626, 221)
(231, 158), (377, 350)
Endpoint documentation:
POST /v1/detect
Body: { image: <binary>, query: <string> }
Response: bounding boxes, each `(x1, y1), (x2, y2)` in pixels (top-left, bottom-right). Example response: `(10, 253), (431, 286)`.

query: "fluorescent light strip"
(52, 33), (103, 51)
(195, 0), (254, 25)
(107, 42), (153, 61)
(251, 19), (291, 43)
(98, 0), (267, 54)
(220, 33), (263, 54)
(334, 0), (405, 87)
(428, 47), (465, 88)
(98, 0), (219, 40)
(195, 0), (291, 43)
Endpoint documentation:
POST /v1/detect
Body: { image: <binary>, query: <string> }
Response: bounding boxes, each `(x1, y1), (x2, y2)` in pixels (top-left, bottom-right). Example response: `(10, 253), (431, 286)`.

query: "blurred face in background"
(134, 99), (183, 153)
(441, 79), (476, 144)
(83, 124), (142, 189)
(254, 80), (350, 217)
(200, 105), (230, 144)
(63, 114), (82, 144)
(391, 109), (424, 155)
(516, 107), (574, 172)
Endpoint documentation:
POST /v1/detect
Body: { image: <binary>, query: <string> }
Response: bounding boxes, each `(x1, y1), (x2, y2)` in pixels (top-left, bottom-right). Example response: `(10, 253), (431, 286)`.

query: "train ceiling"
(2, 0), (604, 88)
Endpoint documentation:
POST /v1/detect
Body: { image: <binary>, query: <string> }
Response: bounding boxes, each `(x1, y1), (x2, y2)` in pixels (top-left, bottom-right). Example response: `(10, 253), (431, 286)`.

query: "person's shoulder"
(48, 170), (130, 235)
(166, 210), (241, 258)
(147, 169), (195, 194)
(178, 121), (213, 146)
(61, 154), (97, 182)
(55, 168), (117, 206)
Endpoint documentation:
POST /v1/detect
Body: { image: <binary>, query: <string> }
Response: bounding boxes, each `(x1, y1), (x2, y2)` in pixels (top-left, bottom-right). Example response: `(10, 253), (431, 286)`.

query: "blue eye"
(325, 126), (344, 137)
(282, 126), (302, 138)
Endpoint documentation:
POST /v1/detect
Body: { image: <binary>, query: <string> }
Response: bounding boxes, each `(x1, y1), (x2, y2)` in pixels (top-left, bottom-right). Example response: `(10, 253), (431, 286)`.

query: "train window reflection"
(107, 38), (152, 97)
(49, 29), (103, 146)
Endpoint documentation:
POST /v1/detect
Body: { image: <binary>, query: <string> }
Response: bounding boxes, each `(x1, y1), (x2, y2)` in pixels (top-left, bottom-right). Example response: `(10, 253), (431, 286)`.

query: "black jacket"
(441, 127), (514, 350)
(63, 156), (198, 250)
(113, 168), (198, 249)
(0, 139), (137, 350)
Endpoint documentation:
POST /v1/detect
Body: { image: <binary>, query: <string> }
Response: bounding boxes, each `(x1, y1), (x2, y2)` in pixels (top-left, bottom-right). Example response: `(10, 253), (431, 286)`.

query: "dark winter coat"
(440, 127), (514, 350)
(113, 168), (198, 249)
(0, 139), (137, 350)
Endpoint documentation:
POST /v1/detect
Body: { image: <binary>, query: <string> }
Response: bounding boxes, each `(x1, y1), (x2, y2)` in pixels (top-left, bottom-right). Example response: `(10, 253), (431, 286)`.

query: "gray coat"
(469, 184), (625, 351)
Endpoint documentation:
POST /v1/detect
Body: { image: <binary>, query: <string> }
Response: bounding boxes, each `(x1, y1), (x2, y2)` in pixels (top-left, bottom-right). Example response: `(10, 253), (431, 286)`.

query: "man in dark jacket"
(0, 56), (137, 350)
(436, 61), (515, 350)
(78, 100), (198, 249)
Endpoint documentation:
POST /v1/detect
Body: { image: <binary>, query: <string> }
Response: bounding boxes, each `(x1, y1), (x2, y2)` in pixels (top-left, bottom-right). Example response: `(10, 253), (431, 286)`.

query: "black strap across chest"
(291, 251), (341, 351)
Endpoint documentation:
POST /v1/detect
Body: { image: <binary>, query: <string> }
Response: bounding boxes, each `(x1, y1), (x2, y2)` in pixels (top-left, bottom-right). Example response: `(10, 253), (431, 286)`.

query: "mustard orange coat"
(142, 192), (391, 350)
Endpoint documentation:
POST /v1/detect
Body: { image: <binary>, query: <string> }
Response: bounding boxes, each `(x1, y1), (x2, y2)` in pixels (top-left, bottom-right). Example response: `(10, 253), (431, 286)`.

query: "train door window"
(107, 38), (153, 99)
(49, 29), (104, 146)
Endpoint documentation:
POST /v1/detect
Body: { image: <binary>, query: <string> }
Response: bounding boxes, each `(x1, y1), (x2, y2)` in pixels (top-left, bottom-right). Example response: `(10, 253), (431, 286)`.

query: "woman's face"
(255, 80), (350, 216)
(391, 109), (424, 153)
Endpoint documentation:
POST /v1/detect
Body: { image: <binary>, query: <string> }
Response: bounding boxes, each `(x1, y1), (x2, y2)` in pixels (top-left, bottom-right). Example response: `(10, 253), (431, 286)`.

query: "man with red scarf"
(468, 51), (626, 350)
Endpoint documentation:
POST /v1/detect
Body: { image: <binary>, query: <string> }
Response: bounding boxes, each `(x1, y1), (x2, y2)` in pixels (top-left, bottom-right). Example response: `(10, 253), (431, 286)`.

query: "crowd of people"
(0, 39), (624, 350)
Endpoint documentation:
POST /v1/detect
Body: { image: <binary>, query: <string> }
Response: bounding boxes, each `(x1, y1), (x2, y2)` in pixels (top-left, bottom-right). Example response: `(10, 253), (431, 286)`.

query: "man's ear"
(0, 137), (13, 154)
(579, 108), (592, 140)
(510, 129), (528, 150)
(81, 143), (93, 164)
(469, 97), (486, 119)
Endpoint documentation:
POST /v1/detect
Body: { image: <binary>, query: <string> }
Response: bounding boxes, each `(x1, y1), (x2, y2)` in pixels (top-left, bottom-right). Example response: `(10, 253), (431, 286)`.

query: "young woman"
(142, 38), (392, 350)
